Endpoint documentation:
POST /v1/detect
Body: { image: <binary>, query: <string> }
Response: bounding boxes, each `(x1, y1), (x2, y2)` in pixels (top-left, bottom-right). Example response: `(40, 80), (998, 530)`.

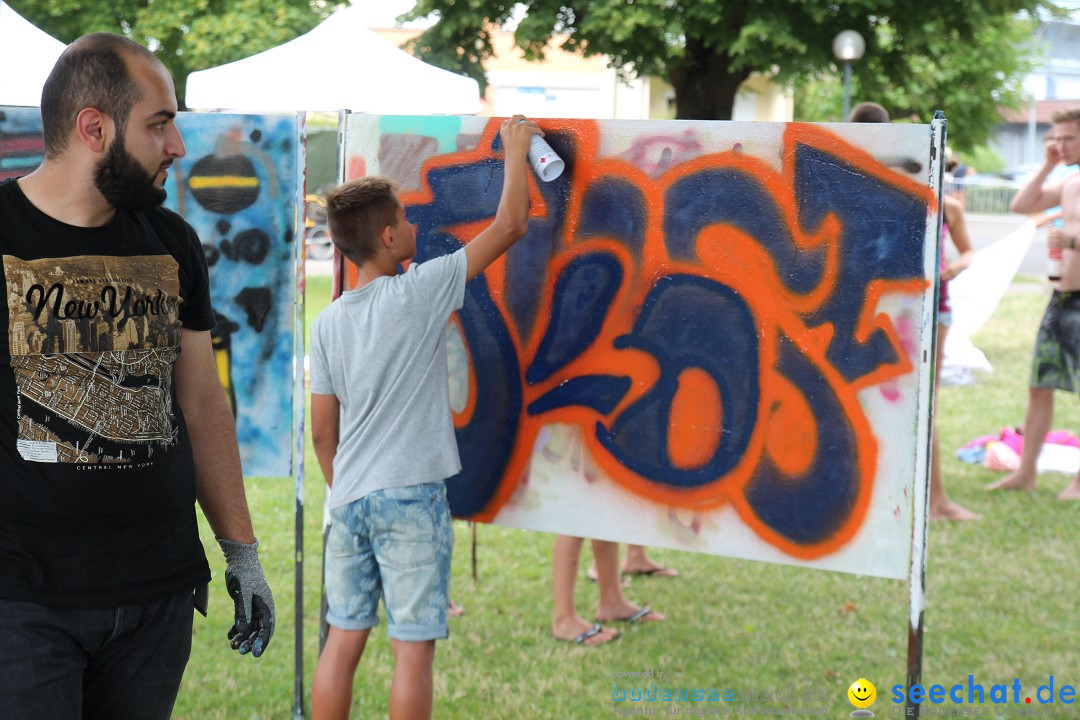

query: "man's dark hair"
(40, 33), (159, 159)
(325, 177), (402, 265)
(848, 102), (890, 123)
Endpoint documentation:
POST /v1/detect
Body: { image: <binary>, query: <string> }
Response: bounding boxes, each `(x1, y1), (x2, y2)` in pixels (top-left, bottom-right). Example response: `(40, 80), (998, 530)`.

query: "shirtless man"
(987, 108), (1080, 500)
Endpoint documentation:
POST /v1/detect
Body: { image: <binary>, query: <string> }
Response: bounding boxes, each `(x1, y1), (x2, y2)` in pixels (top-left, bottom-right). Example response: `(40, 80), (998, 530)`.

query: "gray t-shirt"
(309, 249), (468, 509)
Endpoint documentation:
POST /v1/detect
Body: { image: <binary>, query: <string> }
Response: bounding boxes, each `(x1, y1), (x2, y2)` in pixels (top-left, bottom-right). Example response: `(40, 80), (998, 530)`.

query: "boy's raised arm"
(464, 115), (543, 281)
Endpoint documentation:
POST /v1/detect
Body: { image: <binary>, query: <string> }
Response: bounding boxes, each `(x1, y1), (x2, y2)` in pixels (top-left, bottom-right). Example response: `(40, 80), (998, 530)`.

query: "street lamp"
(1026, 22), (1050, 165)
(833, 30), (866, 120)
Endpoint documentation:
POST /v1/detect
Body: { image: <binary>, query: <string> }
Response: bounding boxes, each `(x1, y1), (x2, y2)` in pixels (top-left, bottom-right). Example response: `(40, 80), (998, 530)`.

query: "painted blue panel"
(164, 113), (298, 478)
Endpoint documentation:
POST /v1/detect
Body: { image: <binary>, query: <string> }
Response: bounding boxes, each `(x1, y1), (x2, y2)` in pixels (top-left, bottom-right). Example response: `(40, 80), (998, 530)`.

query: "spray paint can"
(527, 135), (565, 182)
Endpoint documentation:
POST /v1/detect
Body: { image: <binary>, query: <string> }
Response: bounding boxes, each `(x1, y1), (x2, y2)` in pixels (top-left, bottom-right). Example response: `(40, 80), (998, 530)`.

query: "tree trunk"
(669, 39), (753, 121)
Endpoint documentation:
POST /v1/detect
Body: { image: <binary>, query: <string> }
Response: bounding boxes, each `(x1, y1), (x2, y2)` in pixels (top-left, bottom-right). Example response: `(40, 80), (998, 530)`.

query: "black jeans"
(0, 587), (195, 720)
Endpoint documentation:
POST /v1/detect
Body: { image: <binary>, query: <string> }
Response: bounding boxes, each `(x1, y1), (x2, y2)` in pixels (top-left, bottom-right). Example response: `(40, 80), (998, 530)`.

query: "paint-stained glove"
(217, 537), (275, 658)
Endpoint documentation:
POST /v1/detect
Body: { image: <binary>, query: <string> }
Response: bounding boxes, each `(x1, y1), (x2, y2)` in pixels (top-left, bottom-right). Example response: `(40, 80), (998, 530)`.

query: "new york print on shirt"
(5, 254), (183, 465)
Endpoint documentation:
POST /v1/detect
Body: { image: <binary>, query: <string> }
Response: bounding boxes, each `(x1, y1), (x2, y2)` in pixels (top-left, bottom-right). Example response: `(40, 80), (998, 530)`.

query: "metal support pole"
(843, 61), (852, 121)
(906, 110), (947, 720)
(1028, 99), (1038, 165)
(292, 110), (308, 720)
(318, 108), (351, 655)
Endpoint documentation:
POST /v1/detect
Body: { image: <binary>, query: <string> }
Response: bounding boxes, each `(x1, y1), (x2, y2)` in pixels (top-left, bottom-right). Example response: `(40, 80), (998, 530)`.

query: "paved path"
(966, 213), (1046, 278)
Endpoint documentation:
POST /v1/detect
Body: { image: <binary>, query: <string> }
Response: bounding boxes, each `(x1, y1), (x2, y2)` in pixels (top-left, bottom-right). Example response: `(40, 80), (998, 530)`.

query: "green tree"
(8, 0), (334, 107)
(404, 0), (1057, 144)
(794, 11), (1047, 151)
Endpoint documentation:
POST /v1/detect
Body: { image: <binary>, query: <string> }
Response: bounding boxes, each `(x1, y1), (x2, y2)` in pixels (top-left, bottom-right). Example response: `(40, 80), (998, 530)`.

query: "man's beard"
(93, 130), (168, 212)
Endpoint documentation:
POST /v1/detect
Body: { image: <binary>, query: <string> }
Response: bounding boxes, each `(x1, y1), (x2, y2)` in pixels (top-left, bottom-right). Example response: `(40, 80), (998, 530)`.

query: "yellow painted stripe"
(189, 176), (259, 189)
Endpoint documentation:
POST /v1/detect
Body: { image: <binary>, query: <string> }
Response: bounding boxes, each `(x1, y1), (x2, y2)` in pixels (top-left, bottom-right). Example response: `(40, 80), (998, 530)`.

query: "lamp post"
(1026, 22), (1049, 165)
(833, 30), (866, 120)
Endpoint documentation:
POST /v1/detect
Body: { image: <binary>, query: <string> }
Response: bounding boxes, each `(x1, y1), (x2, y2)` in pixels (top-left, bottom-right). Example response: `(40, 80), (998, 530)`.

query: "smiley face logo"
(848, 678), (876, 709)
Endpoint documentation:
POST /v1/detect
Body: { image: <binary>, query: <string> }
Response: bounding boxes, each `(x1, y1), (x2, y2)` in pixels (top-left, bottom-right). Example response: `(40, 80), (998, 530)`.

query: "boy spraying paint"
(308, 115), (541, 720)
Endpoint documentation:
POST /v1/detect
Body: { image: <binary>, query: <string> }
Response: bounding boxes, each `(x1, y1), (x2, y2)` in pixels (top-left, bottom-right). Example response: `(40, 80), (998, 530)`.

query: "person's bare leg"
(588, 545), (677, 579)
(986, 387), (1053, 491)
(1060, 417), (1080, 499)
(389, 639), (436, 720)
(552, 535), (618, 644)
(593, 539), (666, 623)
(622, 544), (679, 575)
(1058, 474), (1080, 499)
(929, 324), (978, 520)
(312, 627), (371, 720)
(1057, 396), (1080, 499)
(930, 423), (979, 520)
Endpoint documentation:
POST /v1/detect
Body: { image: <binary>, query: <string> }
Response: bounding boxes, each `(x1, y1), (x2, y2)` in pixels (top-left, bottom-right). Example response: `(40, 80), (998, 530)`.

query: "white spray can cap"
(527, 135), (565, 182)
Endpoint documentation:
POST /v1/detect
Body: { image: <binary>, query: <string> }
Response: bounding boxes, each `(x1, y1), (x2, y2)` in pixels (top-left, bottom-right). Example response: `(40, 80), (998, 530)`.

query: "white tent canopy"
(0, 1), (66, 107)
(185, 4), (480, 115)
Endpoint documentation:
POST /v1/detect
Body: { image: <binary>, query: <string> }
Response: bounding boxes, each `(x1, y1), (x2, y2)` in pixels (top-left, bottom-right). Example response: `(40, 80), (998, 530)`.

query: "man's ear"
(75, 107), (112, 154)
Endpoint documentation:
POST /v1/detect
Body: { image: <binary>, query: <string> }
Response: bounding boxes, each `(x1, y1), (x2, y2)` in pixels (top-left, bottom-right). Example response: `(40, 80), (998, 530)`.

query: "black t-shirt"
(0, 178), (214, 607)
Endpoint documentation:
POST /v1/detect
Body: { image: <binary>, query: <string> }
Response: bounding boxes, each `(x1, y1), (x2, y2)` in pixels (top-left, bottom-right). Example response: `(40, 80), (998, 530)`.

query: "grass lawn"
(173, 273), (1080, 719)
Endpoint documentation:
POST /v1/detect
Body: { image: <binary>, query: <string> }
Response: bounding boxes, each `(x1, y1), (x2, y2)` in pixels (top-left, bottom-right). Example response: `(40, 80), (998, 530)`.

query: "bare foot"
(596, 601), (666, 624)
(929, 500), (980, 521)
(622, 546), (679, 577)
(448, 600), (465, 618)
(985, 470), (1037, 492)
(552, 616), (620, 645)
(622, 563), (679, 578)
(1057, 478), (1080, 500)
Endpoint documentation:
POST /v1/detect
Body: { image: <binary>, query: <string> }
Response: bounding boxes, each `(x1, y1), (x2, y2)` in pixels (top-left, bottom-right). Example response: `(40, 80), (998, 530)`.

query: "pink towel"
(967, 427), (1080, 456)
(999, 427), (1024, 455)
(1045, 430), (1080, 448)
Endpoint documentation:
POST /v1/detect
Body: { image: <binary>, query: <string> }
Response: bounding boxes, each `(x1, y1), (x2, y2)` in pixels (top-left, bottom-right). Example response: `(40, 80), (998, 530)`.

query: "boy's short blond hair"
(324, 177), (401, 265)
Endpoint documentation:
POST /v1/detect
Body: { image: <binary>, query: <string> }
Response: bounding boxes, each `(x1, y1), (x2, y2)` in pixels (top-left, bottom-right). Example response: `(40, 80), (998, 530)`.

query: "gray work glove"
(217, 537), (275, 658)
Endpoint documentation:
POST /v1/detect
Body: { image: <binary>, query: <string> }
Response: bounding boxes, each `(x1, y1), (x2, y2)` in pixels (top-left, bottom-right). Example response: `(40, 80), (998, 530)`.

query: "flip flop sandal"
(619, 606), (653, 623)
(572, 623), (620, 645)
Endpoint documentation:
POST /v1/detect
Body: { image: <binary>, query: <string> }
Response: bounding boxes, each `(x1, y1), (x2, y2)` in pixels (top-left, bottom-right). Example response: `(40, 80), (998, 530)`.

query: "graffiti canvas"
(342, 115), (941, 579)
(0, 107), (299, 478)
(0, 107), (44, 183)
(162, 113), (299, 478)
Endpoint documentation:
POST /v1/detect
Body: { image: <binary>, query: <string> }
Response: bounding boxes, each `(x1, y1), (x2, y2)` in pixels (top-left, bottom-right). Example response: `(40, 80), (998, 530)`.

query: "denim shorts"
(326, 482), (454, 642)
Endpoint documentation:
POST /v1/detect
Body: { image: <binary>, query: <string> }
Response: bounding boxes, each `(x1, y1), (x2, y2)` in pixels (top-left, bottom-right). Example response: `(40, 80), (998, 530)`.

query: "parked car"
(998, 162), (1078, 188)
(996, 163), (1045, 184)
(305, 194), (333, 260)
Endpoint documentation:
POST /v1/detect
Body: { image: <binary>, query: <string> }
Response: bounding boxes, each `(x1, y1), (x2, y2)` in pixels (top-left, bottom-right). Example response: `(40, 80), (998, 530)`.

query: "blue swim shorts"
(325, 483), (454, 642)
